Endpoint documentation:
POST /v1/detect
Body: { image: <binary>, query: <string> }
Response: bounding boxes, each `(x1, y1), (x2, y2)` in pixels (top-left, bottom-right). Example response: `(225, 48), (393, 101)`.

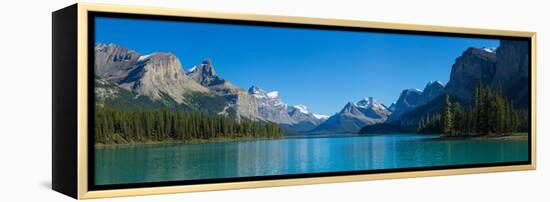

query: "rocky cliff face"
(187, 58), (242, 94)
(94, 43), (141, 82)
(445, 47), (497, 101)
(493, 40), (530, 107)
(420, 81), (445, 103)
(285, 105), (328, 132)
(387, 89), (422, 121)
(445, 40), (529, 107)
(118, 52), (209, 103)
(311, 97), (389, 134)
(94, 44), (210, 104)
(247, 85), (295, 124)
(95, 77), (165, 111)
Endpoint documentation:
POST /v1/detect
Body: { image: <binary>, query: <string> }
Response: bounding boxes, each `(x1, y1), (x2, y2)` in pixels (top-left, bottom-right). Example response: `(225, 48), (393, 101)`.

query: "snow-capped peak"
(481, 47), (497, 53)
(427, 80), (445, 86)
(313, 114), (330, 120)
(248, 85), (285, 107)
(248, 85), (264, 95)
(138, 53), (156, 62)
(188, 66), (197, 73)
(406, 88), (423, 93)
(266, 91), (279, 99)
(357, 97), (377, 108)
(293, 104), (310, 114)
(356, 97), (389, 112)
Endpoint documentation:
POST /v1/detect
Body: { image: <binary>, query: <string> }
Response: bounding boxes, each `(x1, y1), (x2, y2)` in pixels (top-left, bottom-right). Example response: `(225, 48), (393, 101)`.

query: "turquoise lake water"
(94, 134), (528, 185)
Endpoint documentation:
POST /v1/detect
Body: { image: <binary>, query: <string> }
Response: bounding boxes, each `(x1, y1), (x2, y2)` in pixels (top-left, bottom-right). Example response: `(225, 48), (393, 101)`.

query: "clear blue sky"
(95, 17), (499, 115)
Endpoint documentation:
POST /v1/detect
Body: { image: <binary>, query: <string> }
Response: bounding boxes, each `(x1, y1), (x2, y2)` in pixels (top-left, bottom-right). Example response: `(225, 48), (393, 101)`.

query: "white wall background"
(0, 0), (546, 201)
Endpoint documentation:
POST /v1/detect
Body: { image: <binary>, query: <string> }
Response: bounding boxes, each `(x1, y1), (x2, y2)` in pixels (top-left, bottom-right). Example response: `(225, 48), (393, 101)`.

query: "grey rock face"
(445, 47), (497, 101)
(94, 77), (164, 110)
(286, 105), (328, 132)
(184, 58), (261, 119)
(248, 85), (294, 124)
(287, 105), (326, 124)
(119, 52), (209, 103)
(311, 97), (390, 134)
(187, 58), (240, 94)
(95, 77), (121, 102)
(94, 43), (141, 82)
(94, 44), (209, 104)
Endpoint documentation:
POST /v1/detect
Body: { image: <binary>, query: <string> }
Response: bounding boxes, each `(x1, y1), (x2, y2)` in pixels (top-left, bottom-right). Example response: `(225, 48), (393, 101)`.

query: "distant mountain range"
(309, 97), (390, 134)
(95, 39), (529, 135)
(94, 43), (328, 134)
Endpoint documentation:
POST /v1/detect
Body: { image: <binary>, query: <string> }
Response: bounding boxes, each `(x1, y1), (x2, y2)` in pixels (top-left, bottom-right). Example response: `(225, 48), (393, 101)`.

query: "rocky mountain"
(445, 47), (497, 101)
(421, 81), (446, 103)
(95, 77), (166, 111)
(493, 40), (530, 107)
(94, 43), (141, 82)
(187, 58), (242, 94)
(363, 39), (530, 134)
(387, 102), (396, 112)
(395, 47), (500, 126)
(95, 43), (210, 104)
(386, 89), (422, 122)
(410, 40), (528, 120)
(286, 105), (329, 132)
(387, 81), (445, 122)
(122, 53), (210, 103)
(94, 42), (330, 133)
(310, 97), (390, 134)
(184, 58), (261, 119)
(247, 85), (294, 124)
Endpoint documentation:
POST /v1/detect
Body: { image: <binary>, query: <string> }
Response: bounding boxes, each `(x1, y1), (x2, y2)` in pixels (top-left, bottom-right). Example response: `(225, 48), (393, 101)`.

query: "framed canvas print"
(52, 3), (536, 199)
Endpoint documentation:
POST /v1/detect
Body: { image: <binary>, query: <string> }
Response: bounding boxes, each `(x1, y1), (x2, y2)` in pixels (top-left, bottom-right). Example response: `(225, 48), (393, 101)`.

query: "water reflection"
(95, 134), (528, 185)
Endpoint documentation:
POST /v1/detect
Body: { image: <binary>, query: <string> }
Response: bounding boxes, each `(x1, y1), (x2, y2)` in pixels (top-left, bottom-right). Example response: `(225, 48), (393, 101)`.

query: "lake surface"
(95, 134), (528, 185)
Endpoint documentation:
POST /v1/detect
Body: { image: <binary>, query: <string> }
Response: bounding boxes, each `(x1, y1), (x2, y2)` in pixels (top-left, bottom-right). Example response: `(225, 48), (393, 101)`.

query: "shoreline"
(94, 136), (282, 148)
(428, 133), (528, 141)
(95, 132), (529, 148)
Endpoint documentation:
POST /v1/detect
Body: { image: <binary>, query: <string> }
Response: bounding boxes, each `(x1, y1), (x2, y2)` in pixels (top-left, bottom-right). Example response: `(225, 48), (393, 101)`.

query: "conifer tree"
(441, 94), (453, 135)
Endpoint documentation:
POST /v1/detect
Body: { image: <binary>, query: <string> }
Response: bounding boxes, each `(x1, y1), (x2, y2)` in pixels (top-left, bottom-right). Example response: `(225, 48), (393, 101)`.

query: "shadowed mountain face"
(493, 40), (530, 107)
(401, 40), (528, 124)
(445, 40), (528, 107)
(360, 40), (530, 134)
(387, 81), (445, 122)
(445, 47), (497, 101)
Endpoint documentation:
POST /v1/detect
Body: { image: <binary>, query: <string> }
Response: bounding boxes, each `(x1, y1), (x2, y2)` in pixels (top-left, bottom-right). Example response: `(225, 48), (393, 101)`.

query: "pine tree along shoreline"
(417, 83), (529, 137)
(95, 107), (284, 146)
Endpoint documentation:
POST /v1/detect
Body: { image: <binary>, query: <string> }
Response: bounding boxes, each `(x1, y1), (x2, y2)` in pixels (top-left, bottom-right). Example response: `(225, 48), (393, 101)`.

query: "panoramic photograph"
(93, 16), (530, 186)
